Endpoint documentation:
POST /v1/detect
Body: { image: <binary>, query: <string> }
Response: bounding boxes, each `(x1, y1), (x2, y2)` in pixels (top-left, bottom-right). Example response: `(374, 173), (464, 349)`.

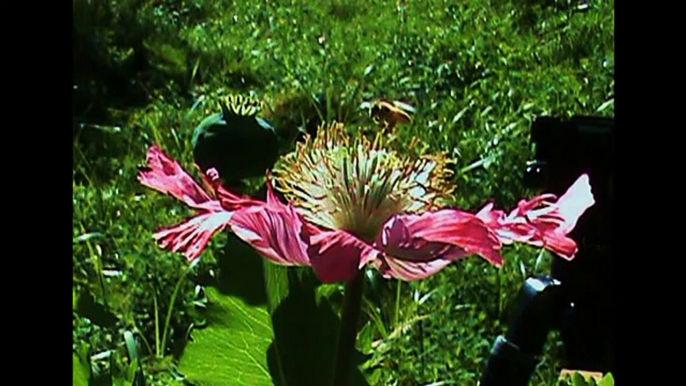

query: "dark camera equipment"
(480, 116), (614, 386)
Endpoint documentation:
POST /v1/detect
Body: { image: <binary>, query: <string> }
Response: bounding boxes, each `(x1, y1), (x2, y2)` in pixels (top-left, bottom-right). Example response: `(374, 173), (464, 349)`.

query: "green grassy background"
(73, 0), (614, 384)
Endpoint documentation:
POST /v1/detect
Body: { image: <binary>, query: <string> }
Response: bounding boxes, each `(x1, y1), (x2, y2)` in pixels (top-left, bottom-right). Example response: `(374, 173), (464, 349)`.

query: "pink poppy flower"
(139, 123), (594, 282)
(475, 174), (595, 260)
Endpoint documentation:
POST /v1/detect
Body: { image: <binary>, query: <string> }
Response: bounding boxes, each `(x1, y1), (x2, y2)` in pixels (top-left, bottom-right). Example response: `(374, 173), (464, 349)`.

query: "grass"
(73, 0), (613, 384)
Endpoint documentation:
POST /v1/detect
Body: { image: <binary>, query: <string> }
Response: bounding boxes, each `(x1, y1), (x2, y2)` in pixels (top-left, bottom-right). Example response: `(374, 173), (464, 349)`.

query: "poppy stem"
(332, 272), (365, 386)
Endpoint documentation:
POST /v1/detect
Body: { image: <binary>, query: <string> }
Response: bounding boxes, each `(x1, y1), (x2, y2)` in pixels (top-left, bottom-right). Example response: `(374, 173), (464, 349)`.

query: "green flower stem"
(160, 264), (192, 357)
(395, 280), (402, 327)
(332, 272), (365, 386)
(153, 292), (161, 357)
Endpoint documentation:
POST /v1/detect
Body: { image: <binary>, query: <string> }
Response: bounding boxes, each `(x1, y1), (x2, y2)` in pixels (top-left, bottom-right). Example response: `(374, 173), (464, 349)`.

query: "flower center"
(273, 123), (453, 241)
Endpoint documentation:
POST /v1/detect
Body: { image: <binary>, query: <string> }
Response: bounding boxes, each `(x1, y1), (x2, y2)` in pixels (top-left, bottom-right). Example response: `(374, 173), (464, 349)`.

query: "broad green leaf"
(178, 285), (274, 385)
(572, 372), (587, 386)
(263, 260), (289, 315)
(178, 236), (273, 386)
(178, 234), (369, 386)
(598, 373), (615, 386)
(73, 353), (89, 386)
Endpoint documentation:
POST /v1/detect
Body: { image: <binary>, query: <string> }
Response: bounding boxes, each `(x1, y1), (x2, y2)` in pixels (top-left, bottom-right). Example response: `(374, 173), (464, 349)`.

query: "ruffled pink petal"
(202, 167), (265, 210)
(554, 174), (595, 234)
(228, 181), (311, 267)
(374, 210), (503, 281)
(306, 226), (378, 283)
(397, 210), (504, 265)
(374, 255), (458, 281)
(538, 232), (578, 260)
(139, 145), (263, 261)
(514, 194), (558, 215)
(476, 203), (537, 245)
(154, 211), (233, 261)
(138, 145), (214, 209)
(476, 174), (594, 260)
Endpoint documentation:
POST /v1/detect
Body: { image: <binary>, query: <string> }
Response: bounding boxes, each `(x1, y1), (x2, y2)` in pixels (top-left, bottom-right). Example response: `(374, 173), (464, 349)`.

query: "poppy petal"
(374, 210), (503, 281)
(228, 183), (311, 266)
(154, 210), (233, 261)
(138, 145), (214, 208)
(306, 227), (378, 283)
(476, 174), (595, 260)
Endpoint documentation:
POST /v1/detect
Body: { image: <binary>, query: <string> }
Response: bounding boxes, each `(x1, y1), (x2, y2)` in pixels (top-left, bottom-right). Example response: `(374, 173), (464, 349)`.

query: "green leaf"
(598, 373), (615, 386)
(177, 235), (274, 385)
(73, 232), (106, 244)
(73, 353), (89, 386)
(596, 98), (614, 113)
(571, 372), (585, 386)
(178, 234), (369, 386)
(452, 106), (470, 124)
(263, 261), (290, 315)
(178, 285), (274, 385)
(124, 331), (139, 363)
